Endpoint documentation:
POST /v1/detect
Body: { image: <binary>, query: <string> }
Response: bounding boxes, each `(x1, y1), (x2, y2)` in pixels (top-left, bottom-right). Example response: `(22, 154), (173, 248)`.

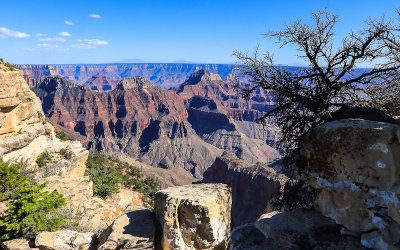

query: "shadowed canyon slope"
(31, 69), (280, 178)
(19, 63), (236, 89)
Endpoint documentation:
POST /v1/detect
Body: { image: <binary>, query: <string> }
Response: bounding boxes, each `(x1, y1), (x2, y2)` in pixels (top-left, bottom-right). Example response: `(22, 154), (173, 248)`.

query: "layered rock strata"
(32, 71), (279, 178)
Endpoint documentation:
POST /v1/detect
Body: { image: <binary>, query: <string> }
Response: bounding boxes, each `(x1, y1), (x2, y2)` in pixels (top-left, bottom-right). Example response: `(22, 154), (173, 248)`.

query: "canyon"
(28, 69), (280, 180)
(2, 62), (400, 250)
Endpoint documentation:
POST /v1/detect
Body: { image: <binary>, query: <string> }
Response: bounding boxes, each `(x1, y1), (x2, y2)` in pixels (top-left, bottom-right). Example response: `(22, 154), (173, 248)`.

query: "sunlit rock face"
(154, 184), (232, 250)
(300, 118), (400, 249)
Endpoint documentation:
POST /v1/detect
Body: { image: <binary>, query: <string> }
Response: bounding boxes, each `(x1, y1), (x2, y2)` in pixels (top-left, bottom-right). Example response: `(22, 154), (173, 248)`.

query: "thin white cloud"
(85, 39), (108, 45)
(36, 43), (69, 51)
(38, 37), (66, 42)
(72, 38), (108, 50)
(65, 21), (74, 25)
(35, 33), (46, 37)
(0, 27), (29, 38)
(60, 32), (71, 37)
(71, 43), (96, 50)
(89, 14), (101, 18)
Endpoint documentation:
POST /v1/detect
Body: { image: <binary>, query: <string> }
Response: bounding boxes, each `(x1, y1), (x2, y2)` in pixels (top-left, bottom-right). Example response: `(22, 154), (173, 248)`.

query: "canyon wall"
(31, 70), (280, 179)
(19, 63), (236, 89)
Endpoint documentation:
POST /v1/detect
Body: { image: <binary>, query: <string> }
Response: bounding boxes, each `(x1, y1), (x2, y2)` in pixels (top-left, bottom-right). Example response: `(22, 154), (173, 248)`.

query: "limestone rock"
(44, 176), (143, 235)
(1, 238), (31, 250)
(202, 151), (288, 226)
(34, 230), (93, 250)
(0, 65), (89, 177)
(98, 205), (155, 249)
(230, 209), (364, 250)
(155, 184), (232, 250)
(300, 118), (400, 249)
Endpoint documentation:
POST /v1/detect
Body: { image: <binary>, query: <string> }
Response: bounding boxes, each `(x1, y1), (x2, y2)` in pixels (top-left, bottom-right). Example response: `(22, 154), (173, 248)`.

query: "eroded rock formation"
(31, 70), (279, 178)
(154, 184), (232, 250)
(202, 151), (288, 226)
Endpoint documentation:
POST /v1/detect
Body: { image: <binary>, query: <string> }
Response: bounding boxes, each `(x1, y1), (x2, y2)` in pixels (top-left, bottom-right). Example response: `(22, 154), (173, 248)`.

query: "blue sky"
(0, 0), (398, 64)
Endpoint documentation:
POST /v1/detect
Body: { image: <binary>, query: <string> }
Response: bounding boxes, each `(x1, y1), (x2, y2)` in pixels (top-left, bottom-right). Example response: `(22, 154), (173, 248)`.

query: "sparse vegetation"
(37, 111), (43, 119)
(120, 162), (159, 207)
(36, 151), (51, 167)
(86, 153), (122, 199)
(2, 61), (17, 71)
(0, 159), (66, 240)
(59, 148), (73, 160)
(85, 153), (159, 207)
(56, 131), (71, 141)
(21, 97), (33, 103)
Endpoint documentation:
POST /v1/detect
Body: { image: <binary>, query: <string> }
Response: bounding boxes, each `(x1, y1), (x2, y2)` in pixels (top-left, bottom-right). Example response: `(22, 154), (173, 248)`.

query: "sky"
(0, 0), (399, 65)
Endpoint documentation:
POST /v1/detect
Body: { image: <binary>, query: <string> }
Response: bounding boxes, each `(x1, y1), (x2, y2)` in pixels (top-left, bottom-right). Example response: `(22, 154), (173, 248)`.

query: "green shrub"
(85, 154), (159, 207)
(0, 160), (66, 240)
(56, 131), (70, 141)
(36, 151), (51, 167)
(0, 160), (27, 201)
(86, 153), (122, 199)
(119, 162), (159, 208)
(4, 62), (16, 71)
(60, 148), (73, 160)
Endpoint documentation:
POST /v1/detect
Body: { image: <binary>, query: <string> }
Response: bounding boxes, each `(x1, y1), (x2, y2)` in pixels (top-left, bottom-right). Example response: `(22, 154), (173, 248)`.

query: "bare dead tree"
(234, 9), (400, 163)
(363, 78), (400, 116)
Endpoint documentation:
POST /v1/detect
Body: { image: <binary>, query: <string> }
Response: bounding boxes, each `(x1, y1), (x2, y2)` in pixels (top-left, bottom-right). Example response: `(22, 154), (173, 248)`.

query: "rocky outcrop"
(83, 74), (119, 91)
(18, 63), (236, 89)
(202, 152), (288, 226)
(35, 230), (93, 250)
(230, 209), (364, 249)
(0, 64), (88, 177)
(154, 184), (232, 250)
(300, 119), (400, 249)
(98, 205), (156, 250)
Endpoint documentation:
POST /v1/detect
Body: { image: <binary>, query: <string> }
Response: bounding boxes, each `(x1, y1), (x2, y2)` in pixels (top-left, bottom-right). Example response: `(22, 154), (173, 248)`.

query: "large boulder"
(98, 205), (155, 249)
(230, 209), (364, 249)
(34, 230), (93, 250)
(1, 238), (32, 250)
(202, 151), (288, 226)
(154, 184), (231, 250)
(300, 118), (400, 249)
